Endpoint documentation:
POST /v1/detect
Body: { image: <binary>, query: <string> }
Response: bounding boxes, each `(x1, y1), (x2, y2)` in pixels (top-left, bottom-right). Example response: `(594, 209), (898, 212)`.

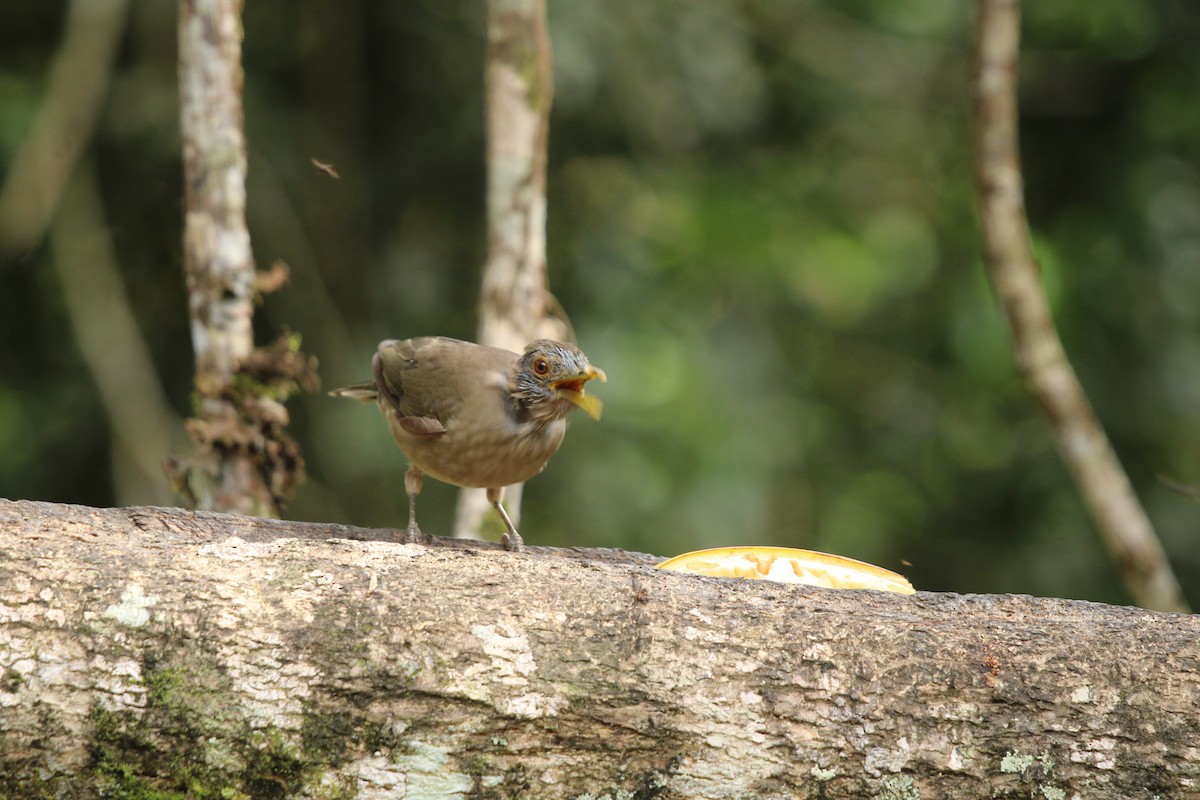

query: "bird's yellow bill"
(656, 546), (915, 595)
(552, 366), (606, 421)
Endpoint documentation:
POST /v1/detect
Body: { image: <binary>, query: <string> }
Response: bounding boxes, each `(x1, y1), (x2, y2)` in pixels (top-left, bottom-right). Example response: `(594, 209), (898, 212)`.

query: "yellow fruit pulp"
(655, 546), (915, 594)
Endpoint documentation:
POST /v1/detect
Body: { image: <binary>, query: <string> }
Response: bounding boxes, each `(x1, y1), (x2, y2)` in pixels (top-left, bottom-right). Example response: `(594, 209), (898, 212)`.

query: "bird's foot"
(490, 492), (525, 553)
(397, 524), (428, 545)
(501, 530), (525, 553)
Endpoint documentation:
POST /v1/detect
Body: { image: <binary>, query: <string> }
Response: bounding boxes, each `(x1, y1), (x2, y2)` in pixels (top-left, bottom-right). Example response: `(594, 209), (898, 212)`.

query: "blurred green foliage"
(1, 0), (1198, 606)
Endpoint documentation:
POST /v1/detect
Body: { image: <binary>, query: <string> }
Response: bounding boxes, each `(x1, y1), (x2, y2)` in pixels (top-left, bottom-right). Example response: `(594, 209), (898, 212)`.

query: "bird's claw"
(502, 530), (525, 553)
(398, 524), (427, 545)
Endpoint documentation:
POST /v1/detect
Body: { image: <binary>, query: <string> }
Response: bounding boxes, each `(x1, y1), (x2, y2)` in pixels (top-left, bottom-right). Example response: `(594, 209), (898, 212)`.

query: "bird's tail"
(328, 383), (378, 403)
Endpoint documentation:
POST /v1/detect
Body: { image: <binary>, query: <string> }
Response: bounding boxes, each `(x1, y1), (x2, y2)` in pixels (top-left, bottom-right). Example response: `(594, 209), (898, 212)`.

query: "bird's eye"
(533, 358), (550, 376)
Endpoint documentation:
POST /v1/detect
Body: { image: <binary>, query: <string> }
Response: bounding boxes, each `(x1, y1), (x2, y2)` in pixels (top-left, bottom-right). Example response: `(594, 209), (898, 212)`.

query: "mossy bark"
(0, 498), (1197, 799)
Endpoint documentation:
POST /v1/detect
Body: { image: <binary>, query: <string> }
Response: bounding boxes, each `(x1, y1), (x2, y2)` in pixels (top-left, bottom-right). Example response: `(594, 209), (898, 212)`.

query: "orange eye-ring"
(533, 358), (550, 376)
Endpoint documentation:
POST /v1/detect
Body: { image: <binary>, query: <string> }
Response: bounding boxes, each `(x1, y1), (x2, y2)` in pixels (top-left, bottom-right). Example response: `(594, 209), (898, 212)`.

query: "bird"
(330, 336), (606, 551)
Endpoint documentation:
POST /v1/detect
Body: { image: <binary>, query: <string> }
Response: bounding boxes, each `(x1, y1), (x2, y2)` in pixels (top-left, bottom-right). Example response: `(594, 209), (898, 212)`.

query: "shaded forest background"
(1, 0), (1198, 606)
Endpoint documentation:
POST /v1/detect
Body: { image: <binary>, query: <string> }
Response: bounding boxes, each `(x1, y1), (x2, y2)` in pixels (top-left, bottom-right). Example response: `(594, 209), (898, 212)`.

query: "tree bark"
(456, 0), (568, 541)
(1, 499), (1196, 799)
(172, 0), (315, 518)
(971, 0), (1188, 613)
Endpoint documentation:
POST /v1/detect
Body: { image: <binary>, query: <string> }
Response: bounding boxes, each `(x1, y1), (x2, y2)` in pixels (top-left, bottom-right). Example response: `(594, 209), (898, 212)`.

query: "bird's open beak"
(551, 366), (606, 420)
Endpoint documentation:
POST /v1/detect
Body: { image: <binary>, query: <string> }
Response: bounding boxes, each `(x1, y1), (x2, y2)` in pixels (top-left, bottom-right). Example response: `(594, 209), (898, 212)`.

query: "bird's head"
(512, 340), (607, 422)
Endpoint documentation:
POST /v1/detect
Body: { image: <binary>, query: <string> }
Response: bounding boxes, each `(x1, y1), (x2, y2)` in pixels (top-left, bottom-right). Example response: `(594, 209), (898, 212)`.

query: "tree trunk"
(171, 0), (314, 518)
(0, 498), (1196, 798)
(456, 0), (567, 541)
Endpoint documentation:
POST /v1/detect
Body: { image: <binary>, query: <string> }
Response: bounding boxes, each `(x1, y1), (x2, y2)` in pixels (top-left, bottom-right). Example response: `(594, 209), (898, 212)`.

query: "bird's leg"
(401, 465), (428, 544)
(487, 486), (524, 552)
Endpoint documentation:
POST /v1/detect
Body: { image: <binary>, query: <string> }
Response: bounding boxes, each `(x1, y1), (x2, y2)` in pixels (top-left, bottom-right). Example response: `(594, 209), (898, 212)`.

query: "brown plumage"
(330, 336), (605, 550)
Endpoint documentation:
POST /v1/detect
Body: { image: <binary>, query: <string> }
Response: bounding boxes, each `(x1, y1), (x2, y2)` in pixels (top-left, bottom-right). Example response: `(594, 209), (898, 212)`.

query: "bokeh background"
(2, 0), (1198, 606)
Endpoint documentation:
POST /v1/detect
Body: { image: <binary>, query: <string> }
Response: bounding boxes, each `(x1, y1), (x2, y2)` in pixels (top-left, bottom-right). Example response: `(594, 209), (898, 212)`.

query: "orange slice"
(655, 546), (915, 594)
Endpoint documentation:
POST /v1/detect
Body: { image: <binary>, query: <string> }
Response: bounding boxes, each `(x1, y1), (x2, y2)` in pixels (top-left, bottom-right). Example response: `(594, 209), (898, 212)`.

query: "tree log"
(0, 498), (1196, 799)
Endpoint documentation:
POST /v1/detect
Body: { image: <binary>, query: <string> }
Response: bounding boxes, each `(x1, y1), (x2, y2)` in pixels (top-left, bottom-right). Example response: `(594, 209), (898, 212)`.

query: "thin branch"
(1157, 474), (1200, 503)
(0, 0), (131, 255)
(455, 0), (568, 539)
(49, 161), (186, 505)
(972, 0), (1188, 612)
